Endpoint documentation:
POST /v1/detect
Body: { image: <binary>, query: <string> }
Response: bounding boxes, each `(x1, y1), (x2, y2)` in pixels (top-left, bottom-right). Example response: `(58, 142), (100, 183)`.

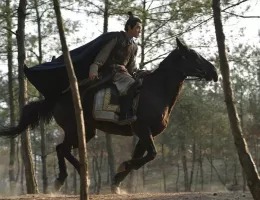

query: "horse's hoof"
(111, 184), (120, 194)
(54, 179), (64, 191)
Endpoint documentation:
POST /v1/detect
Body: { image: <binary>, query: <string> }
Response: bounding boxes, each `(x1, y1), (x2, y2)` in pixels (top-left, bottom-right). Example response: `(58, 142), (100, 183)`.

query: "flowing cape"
(24, 31), (121, 98)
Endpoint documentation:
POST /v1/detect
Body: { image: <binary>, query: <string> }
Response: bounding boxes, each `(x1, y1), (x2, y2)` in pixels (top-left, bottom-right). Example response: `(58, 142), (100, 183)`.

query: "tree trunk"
(96, 158), (102, 195)
(223, 156), (228, 185)
(33, 132), (37, 177)
(64, 179), (68, 194)
(142, 166), (145, 191)
(21, 163), (24, 194)
(179, 133), (189, 192)
(102, 0), (116, 184)
(6, 0), (16, 193)
(97, 147), (103, 194)
(233, 158), (238, 185)
(103, 0), (108, 33)
(54, 158), (58, 178)
(93, 155), (101, 194)
(126, 136), (138, 193)
(73, 149), (78, 195)
(106, 159), (110, 184)
(53, 1), (89, 199)
(33, 0), (48, 193)
(105, 134), (116, 184)
(256, 138), (259, 171)
(161, 143), (166, 192)
(195, 161), (199, 191)
(140, 0), (146, 69)
(210, 126), (213, 189)
(40, 122), (48, 193)
(212, 0), (260, 199)
(206, 157), (226, 186)
(189, 139), (196, 191)
(243, 170), (247, 192)
(17, 0), (39, 194)
(199, 144), (204, 191)
(92, 157), (97, 193)
(15, 137), (21, 182)
(239, 91), (247, 192)
(175, 148), (180, 192)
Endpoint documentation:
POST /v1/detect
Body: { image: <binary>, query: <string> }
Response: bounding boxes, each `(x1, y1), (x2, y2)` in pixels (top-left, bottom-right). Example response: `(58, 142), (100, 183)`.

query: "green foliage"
(170, 0), (212, 22)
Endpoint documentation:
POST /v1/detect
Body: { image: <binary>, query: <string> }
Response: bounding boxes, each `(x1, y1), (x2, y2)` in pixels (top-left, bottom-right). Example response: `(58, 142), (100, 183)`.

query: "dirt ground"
(0, 192), (254, 200)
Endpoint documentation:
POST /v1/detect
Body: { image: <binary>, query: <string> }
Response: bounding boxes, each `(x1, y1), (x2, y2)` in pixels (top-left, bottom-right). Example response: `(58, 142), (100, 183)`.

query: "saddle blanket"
(93, 87), (139, 124)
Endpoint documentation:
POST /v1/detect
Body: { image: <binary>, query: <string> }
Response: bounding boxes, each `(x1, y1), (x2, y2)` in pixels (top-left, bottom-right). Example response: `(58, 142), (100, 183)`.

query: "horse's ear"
(176, 38), (186, 50)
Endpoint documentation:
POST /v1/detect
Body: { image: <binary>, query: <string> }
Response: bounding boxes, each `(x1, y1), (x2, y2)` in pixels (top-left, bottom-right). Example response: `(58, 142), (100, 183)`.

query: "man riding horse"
(2, 20), (218, 193)
(24, 12), (144, 125)
(89, 12), (142, 124)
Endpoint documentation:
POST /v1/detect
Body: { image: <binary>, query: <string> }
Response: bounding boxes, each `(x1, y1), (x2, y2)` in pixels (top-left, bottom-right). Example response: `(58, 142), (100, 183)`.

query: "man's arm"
(126, 47), (138, 75)
(89, 37), (117, 80)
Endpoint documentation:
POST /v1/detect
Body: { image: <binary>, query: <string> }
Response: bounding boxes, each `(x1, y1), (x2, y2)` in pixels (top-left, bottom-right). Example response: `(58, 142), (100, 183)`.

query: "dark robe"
(24, 32), (122, 99)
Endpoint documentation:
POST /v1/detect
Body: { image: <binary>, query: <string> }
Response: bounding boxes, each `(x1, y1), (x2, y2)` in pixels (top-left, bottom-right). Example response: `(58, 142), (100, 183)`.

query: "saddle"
(93, 85), (140, 125)
(77, 69), (150, 125)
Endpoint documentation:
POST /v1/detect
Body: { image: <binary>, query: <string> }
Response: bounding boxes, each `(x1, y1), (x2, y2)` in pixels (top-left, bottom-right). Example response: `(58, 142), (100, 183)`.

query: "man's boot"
(118, 80), (141, 125)
(118, 95), (137, 125)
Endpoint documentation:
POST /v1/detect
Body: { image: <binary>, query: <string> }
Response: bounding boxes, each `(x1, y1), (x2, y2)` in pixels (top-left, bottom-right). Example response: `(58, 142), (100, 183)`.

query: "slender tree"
(103, 0), (116, 184)
(6, 0), (16, 192)
(212, 0), (260, 199)
(32, 0), (48, 193)
(73, 149), (78, 194)
(52, 0), (89, 199)
(17, 0), (39, 194)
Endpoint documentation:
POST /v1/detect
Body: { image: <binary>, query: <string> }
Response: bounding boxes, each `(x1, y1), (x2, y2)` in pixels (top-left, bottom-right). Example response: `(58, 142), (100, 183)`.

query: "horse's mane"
(148, 47), (180, 76)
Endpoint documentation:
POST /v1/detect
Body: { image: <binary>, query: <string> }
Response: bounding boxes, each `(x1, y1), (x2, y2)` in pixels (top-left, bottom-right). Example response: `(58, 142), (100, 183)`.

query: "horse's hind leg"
(62, 125), (96, 174)
(54, 143), (70, 191)
(55, 140), (79, 191)
(54, 125), (96, 191)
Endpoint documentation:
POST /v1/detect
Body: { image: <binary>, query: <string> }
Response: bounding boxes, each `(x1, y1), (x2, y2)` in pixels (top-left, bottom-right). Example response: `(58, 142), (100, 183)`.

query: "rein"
(185, 77), (203, 81)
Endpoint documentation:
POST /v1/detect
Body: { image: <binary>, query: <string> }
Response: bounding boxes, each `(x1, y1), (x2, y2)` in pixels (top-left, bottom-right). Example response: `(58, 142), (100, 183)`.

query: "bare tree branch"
(3, 27), (17, 36)
(143, 51), (170, 67)
(223, 11), (260, 18)
(85, 0), (104, 13)
(222, 0), (249, 11)
(146, 0), (154, 10)
(28, 49), (39, 60)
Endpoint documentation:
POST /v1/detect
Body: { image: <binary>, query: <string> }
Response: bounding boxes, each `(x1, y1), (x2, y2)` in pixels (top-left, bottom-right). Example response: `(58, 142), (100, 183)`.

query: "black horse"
(0, 38), (218, 194)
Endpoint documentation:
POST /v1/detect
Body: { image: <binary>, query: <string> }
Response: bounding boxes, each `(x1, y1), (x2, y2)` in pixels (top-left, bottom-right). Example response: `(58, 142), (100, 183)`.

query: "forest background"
(0, 0), (260, 196)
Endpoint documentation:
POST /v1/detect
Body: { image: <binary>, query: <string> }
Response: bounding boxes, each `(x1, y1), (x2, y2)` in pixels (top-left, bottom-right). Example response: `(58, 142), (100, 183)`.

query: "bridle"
(178, 64), (207, 81)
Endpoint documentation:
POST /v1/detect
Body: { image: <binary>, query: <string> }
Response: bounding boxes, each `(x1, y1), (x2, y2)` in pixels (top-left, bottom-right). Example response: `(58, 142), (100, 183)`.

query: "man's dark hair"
(124, 11), (141, 31)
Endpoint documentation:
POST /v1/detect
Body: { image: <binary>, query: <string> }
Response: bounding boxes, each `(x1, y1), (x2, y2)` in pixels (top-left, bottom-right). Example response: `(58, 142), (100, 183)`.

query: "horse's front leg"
(111, 139), (146, 193)
(112, 122), (157, 193)
(127, 134), (157, 170)
(128, 121), (157, 170)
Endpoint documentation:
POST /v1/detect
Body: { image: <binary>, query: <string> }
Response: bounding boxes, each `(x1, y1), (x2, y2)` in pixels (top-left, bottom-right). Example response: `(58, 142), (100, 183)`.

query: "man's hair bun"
(128, 11), (133, 18)
(125, 11), (141, 31)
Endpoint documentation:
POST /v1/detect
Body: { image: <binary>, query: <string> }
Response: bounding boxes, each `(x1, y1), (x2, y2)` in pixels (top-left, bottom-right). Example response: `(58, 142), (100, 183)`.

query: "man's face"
(128, 22), (142, 38)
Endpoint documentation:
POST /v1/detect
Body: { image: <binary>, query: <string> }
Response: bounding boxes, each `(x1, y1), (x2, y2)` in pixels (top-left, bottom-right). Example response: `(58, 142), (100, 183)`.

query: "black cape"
(24, 31), (122, 99)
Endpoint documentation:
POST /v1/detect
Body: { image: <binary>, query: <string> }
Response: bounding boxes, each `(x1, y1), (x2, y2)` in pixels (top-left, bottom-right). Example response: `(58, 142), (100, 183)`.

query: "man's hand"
(119, 65), (127, 72)
(89, 73), (98, 80)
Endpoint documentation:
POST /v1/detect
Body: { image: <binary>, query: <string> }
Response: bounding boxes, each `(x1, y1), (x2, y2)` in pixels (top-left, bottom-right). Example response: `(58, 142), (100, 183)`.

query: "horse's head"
(169, 38), (218, 82)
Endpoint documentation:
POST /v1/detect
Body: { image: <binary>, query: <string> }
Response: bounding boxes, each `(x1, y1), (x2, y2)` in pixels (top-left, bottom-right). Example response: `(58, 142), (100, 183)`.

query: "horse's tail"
(0, 99), (55, 138)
